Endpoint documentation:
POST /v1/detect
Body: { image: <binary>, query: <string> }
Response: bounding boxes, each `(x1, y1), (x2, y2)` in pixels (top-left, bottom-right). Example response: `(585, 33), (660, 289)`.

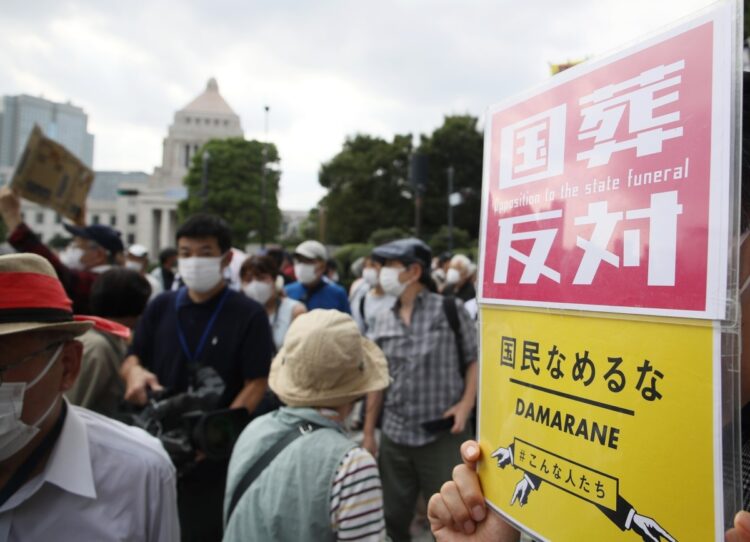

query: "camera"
(124, 366), (249, 475)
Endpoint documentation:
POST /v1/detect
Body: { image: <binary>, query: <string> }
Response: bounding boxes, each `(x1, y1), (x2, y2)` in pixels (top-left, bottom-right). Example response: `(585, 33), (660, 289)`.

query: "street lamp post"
(201, 150), (210, 211)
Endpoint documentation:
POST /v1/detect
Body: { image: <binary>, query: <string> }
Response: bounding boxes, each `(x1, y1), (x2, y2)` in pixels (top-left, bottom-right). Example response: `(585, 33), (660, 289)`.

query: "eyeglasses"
(0, 341), (66, 385)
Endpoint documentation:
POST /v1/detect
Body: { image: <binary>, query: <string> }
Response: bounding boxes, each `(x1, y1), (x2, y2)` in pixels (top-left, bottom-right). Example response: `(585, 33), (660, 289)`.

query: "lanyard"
(175, 286), (231, 365)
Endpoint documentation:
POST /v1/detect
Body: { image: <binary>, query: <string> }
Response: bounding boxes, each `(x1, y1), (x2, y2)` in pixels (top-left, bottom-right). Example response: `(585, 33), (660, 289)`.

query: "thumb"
(460, 440), (481, 469)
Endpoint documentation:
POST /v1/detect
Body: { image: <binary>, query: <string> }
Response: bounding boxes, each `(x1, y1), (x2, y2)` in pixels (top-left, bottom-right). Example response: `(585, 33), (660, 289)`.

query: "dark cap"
(64, 223), (124, 254)
(372, 238), (432, 269)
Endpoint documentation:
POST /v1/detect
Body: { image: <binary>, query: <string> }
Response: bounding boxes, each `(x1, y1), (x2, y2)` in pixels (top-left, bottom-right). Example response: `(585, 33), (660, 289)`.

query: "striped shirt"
(330, 447), (386, 541)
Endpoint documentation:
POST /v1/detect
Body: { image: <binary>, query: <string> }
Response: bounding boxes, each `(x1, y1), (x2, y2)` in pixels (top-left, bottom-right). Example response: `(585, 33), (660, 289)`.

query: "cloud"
(0, 0), (715, 209)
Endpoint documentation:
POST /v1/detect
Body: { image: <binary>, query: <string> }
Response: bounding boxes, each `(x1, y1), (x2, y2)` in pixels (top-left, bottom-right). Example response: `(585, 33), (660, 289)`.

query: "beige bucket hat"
(269, 309), (390, 407)
(0, 253), (92, 337)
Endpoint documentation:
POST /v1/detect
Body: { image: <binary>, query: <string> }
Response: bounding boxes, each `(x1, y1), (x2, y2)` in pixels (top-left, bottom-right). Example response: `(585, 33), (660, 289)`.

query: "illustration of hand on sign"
(491, 443), (676, 541)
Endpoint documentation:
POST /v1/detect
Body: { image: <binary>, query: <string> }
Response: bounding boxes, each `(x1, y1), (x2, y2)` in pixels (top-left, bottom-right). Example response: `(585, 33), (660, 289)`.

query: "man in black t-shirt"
(121, 213), (274, 542)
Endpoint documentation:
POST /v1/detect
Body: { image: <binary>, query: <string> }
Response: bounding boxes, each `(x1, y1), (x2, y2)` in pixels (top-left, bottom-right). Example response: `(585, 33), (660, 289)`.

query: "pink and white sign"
(478, 12), (734, 319)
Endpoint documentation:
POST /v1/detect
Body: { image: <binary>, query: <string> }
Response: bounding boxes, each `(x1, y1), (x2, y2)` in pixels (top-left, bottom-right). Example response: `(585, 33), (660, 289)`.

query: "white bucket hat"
(269, 309), (390, 407)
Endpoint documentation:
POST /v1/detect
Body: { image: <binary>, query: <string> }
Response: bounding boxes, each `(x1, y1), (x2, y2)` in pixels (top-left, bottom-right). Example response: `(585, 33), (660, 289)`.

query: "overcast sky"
(0, 0), (717, 210)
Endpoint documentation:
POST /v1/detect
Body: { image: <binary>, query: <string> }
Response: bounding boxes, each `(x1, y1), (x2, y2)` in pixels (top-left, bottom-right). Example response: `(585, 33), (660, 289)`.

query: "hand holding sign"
(427, 440), (520, 542)
(0, 186), (22, 232)
(509, 475), (534, 507)
(490, 446), (512, 468)
(726, 511), (750, 542)
(630, 512), (676, 542)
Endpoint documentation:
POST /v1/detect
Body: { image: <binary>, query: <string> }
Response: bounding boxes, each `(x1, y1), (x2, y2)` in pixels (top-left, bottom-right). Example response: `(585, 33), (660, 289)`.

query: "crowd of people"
(0, 183), (484, 541)
(3, 128), (750, 540)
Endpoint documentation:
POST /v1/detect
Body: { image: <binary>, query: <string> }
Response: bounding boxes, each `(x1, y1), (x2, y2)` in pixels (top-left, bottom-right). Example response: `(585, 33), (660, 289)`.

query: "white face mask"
(0, 344), (63, 461)
(362, 268), (379, 287)
(380, 267), (408, 298)
(125, 260), (143, 272)
(294, 263), (319, 285)
(445, 268), (461, 285)
(243, 280), (274, 304)
(60, 247), (84, 271)
(178, 256), (224, 293)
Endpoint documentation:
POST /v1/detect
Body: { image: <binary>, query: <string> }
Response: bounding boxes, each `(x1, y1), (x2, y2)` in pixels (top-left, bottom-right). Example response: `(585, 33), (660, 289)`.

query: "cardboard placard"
(10, 125), (94, 223)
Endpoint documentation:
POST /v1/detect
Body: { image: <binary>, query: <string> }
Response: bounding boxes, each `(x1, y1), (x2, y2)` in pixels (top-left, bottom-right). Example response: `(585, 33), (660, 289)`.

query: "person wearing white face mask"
(125, 244), (162, 301)
(284, 240), (351, 313)
(349, 255), (397, 338)
(239, 254), (306, 351)
(442, 254), (477, 304)
(120, 214), (275, 542)
(0, 252), (179, 541)
(365, 237), (479, 541)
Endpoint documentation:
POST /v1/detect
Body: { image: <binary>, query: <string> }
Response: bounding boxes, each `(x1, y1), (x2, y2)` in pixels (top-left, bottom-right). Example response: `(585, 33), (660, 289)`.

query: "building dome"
(181, 77), (237, 115)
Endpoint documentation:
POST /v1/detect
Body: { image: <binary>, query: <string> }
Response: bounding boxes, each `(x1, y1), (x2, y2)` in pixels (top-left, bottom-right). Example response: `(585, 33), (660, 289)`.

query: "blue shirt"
(284, 280), (351, 313)
(130, 286), (275, 408)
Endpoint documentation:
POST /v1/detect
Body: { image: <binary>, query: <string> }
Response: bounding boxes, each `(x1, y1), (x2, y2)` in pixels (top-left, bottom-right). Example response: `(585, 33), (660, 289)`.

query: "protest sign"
(10, 125), (94, 223)
(478, 306), (720, 541)
(477, 4), (735, 319)
(476, 2), (740, 540)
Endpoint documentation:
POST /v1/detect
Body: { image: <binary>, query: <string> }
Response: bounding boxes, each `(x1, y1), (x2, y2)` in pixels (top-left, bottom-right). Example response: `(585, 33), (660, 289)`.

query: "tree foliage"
(416, 115), (484, 240)
(178, 137), (281, 246)
(428, 225), (471, 255)
(316, 116), (483, 247)
(367, 227), (410, 246)
(317, 134), (414, 244)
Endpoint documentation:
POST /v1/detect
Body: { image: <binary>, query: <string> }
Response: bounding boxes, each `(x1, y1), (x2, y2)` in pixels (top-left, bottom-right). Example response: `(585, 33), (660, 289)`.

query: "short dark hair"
(240, 255), (279, 280)
(159, 247), (178, 265)
(175, 214), (232, 253)
(90, 268), (151, 318)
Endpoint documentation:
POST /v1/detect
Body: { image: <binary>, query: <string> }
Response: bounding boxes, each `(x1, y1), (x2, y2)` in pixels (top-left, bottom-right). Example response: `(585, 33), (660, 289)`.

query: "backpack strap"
(359, 294), (368, 332)
(442, 296), (466, 377)
(226, 421), (324, 524)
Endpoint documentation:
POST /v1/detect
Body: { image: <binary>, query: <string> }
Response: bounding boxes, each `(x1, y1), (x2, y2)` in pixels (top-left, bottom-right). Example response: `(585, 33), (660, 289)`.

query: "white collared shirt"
(0, 402), (179, 542)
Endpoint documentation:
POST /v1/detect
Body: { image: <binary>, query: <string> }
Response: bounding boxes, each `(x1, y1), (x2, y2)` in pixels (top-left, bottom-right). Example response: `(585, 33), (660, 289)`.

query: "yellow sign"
(478, 306), (719, 541)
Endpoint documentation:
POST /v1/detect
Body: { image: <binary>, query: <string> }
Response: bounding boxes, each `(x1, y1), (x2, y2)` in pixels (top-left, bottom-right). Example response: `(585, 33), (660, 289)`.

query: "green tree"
(318, 134), (414, 244)
(178, 138), (281, 246)
(417, 115), (484, 241)
(428, 225), (471, 255)
(367, 226), (410, 246)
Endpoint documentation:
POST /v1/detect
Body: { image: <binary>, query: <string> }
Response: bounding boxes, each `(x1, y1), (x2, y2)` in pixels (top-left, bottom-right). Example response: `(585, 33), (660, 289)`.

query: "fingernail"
(466, 445), (477, 457)
(737, 510), (750, 530)
(463, 520), (475, 534)
(472, 506), (485, 521)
